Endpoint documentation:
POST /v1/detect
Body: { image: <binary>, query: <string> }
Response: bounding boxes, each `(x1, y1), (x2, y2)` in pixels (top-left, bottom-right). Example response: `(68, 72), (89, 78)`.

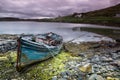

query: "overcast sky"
(0, 0), (120, 19)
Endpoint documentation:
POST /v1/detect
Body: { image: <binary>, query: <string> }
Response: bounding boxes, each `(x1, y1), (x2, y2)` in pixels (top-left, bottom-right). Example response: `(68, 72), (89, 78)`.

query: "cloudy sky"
(0, 0), (120, 19)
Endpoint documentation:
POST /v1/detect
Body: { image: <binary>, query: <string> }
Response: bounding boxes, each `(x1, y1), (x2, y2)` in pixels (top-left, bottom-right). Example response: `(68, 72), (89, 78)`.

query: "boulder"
(0, 56), (8, 61)
(88, 74), (105, 80)
(107, 77), (119, 80)
(79, 63), (92, 73)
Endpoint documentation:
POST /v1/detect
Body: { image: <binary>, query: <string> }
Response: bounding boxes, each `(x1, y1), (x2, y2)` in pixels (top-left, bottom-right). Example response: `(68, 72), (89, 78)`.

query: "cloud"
(0, 0), (120, 18)
(110, 0), (120, 5)
(0, 13), (28, 18)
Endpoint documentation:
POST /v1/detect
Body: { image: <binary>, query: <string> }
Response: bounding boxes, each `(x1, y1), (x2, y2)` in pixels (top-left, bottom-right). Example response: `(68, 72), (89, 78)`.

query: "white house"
(115, 14), (120, 17)
(75, 14), (82, 18)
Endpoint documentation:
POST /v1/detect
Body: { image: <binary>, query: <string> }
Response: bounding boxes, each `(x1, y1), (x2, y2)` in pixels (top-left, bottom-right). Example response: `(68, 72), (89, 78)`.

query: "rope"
(67, 33), (86, 43)
(45, 46), (56, 58)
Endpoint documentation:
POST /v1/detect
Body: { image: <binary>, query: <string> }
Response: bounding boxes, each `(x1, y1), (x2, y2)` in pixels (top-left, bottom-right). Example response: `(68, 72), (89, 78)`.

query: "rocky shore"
(0, 34), (120, 80)
(0, 34), (19, 53)
(0, 39), (17, 53)
(55, 41), (120, 80)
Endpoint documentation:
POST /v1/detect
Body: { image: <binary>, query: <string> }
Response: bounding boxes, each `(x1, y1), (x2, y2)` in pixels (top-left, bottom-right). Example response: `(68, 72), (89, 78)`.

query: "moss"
(0, 50), (82, 80)
(28, 51), (73, 80)
(0, 51), (17, 62)
(7, 51), (17, 63)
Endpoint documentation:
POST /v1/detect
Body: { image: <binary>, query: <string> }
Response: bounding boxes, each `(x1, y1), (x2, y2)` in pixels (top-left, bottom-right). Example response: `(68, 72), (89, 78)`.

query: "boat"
(16, 32), (63, 71)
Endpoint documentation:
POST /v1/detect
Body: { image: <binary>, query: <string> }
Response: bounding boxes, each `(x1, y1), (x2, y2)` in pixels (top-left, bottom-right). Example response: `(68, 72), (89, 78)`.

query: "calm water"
(0, 21), (119, 42)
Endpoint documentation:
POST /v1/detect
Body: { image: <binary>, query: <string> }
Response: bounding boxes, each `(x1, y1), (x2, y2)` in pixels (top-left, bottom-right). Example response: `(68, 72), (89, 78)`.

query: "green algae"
(0, 51), (80, 80)
(0, 51), (18, 79)
(0, 51), (17, 62)
(28, 51), (73, 80)
(7, 51), (17, 63)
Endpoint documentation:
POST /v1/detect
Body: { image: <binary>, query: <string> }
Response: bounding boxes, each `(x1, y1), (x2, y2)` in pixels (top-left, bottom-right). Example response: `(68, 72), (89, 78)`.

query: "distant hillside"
(82, 4), (120, 17)
(0, 17), (22, 21)
(52, 4), (120, 27)
(0, 17), (53, 22)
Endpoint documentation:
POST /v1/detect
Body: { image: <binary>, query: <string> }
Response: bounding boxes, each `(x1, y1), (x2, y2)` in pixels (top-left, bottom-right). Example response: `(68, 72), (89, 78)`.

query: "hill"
(82, 4), (120, 17)
(0, 17), (22, 21)
(52, 4), (120, 27)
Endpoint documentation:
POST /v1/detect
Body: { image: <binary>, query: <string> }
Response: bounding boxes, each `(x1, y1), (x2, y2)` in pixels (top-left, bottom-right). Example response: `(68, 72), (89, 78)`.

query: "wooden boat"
(16, 32), (63, 71)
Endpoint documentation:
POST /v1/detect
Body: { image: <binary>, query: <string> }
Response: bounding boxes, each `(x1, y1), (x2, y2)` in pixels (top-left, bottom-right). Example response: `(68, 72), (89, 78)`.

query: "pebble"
(88, 74), (105, 80)
(52, 76), (57, 80)
(58, 78), (67, 80)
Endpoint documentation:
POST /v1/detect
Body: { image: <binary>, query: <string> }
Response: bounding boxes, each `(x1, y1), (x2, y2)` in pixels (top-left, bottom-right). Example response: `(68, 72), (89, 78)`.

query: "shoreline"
(0, 20), (120, 27)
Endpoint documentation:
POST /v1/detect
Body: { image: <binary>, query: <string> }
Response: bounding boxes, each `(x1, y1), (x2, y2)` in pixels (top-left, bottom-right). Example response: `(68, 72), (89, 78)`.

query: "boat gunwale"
(21, 38), (57, 49)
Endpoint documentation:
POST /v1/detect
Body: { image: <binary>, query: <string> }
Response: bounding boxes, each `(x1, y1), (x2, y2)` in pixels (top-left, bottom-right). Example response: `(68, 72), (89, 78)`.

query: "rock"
(52, 76), (57, 80)
(11, 79), (18, 80)
(116, 39), (120, 43)
(107, 77), (119, 80)
(115, 60), (120, 67)
(101, 56), (113, 62)
(78, 77), (83, 80)
(78, 53), (85, 57)
(106, 65), (114, 71)
(92, 64), (100, 73)
(65, 71), (71, 76)
(61, 72), (67, 77)
(91, 55), (100, 63)
(91, 44), (101, 48)
(79, 63), (92, 73)
(0, 56), (8, 61)
(58, 78), (67, 80)
(88, 74), (105, 80)
(111, 53), (120, 59)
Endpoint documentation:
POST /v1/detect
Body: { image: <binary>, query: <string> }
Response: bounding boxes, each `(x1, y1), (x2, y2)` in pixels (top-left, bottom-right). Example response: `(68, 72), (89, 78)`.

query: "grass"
(52, 17), (120, 27)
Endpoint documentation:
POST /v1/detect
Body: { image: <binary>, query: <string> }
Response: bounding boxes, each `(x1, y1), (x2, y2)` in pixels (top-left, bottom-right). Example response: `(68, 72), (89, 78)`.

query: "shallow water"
(0, 22), (119, 42)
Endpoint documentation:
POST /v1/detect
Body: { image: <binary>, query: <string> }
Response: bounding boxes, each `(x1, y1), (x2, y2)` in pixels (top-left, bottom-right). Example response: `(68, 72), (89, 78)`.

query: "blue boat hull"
(20, 39), (62, 64)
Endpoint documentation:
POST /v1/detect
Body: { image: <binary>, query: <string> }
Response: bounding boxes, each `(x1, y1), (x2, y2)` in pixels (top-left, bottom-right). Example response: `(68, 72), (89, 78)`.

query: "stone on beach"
(0, 56), (8, 61)
(88, 74), (105, 80)
(107, 77), (119, 80)
(79, 63), (92, 73)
